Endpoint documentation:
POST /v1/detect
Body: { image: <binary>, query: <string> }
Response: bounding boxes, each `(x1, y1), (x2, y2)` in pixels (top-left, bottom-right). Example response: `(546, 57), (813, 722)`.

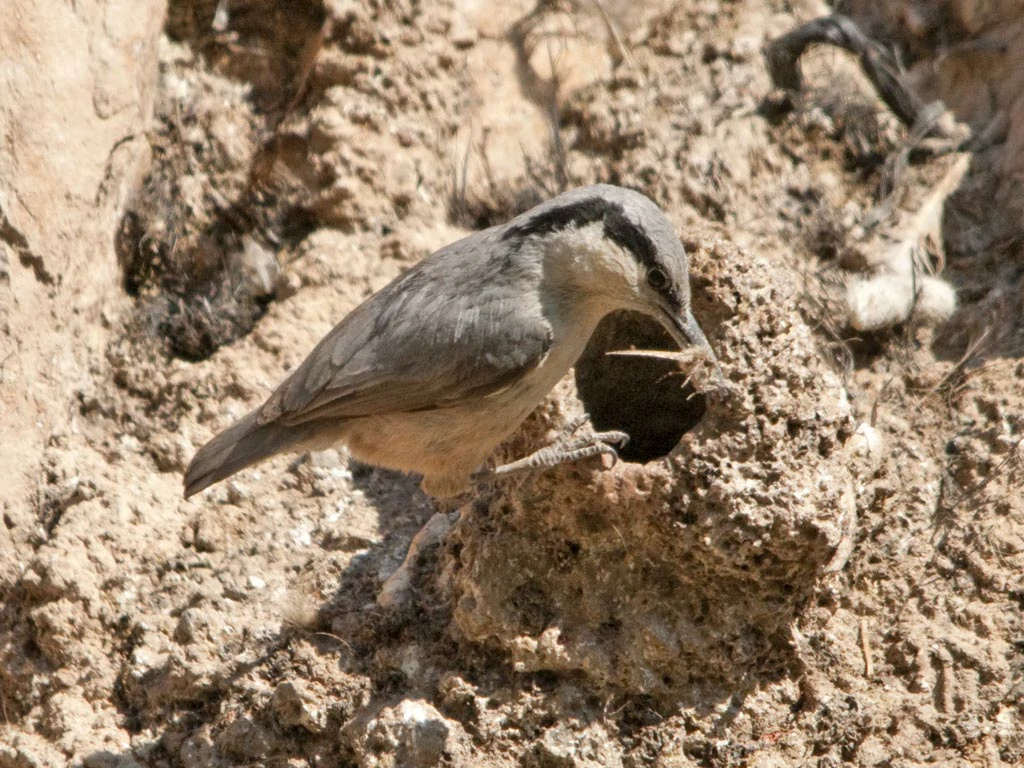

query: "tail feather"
(183, 410), (322, 498)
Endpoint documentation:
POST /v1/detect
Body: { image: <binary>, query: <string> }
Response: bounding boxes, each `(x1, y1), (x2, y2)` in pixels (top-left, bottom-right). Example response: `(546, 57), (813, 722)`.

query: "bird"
(183, 184), (718, 499)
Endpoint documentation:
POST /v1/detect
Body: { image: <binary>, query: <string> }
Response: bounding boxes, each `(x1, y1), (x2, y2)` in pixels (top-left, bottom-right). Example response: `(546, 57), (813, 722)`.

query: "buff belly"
(339, 328), (594, 496)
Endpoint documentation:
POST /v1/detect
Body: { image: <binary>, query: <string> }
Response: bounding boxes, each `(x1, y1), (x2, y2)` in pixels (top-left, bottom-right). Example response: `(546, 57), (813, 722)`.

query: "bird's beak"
(664, 309), (717, 362)
(660, 308), (725, 388)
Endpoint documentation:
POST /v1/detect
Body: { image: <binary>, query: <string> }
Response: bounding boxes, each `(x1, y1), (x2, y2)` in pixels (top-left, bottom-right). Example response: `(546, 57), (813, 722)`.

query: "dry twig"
(764, 14), (963, 142)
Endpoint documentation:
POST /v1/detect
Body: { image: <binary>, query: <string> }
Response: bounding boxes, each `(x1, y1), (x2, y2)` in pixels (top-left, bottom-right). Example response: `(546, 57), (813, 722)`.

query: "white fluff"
(847, 273), (956, 331)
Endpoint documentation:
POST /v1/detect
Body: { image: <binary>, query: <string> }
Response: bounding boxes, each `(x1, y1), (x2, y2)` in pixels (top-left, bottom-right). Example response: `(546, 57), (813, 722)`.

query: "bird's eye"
(647, 267), (669, 290)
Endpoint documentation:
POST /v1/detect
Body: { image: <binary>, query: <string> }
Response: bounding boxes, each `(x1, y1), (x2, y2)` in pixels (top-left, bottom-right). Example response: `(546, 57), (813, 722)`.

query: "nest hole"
(575, 311), (706, 463)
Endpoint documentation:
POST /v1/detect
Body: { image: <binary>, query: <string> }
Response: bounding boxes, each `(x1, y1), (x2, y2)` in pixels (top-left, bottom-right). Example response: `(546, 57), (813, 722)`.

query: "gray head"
(500, 184), (717, 361)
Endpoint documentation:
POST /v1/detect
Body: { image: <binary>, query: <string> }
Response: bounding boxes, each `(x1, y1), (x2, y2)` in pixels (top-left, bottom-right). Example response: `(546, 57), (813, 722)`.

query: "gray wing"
(257, 238), (551, 427)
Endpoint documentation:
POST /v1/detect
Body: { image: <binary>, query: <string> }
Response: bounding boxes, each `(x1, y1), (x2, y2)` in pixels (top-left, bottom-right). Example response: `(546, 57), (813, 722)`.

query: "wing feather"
(257, 233), (551, 426)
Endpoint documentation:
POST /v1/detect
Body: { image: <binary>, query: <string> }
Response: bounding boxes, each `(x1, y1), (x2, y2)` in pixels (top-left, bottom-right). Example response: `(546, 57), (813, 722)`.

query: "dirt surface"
(2, 0), (1023, 765)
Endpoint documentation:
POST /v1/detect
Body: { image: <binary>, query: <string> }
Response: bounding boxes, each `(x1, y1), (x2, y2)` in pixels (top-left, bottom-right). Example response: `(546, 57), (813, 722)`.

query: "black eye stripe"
(501, 196), (660, 271)
(603, 207), (658, 270)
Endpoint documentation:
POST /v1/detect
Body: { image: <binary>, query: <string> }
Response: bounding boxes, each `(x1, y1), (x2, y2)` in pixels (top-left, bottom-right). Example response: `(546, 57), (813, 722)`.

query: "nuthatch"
(184, 184), (718, 498)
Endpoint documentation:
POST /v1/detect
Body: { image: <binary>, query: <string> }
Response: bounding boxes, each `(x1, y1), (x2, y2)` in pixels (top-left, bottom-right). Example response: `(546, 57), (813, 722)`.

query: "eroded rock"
(441, 234), (865, 704)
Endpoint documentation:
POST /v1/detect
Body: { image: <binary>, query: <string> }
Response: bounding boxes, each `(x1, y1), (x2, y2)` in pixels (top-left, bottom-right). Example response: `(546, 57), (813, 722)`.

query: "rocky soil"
(1, 0), (1023, 766)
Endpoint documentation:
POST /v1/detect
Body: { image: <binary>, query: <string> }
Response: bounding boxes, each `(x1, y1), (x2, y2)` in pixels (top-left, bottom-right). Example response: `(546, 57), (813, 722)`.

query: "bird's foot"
(477, 418), (630, 482)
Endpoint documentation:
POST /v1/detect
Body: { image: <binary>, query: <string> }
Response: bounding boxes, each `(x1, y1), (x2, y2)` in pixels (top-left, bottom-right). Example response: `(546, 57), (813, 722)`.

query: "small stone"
(274, 270), (302, 300)
(226, 481), (249, 505)
(272, 681), (326, 733)
(193, 515), (225, 553)
(216, 717), (270, 761)
(347, 699), (468, 768)
(394, 125), (416, 147)
(248, 575), (266, 590)
(308, 449), (342, 469)
(531, 722), (622, 767)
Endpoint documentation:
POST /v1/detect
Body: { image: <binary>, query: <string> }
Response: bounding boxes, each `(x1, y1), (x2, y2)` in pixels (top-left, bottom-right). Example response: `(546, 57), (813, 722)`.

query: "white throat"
(540, 222), (643, 317)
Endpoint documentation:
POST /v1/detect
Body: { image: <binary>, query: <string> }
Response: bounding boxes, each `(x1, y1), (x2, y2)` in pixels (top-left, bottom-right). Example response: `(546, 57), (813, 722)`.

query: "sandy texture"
(1, 0), (1023, 766)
